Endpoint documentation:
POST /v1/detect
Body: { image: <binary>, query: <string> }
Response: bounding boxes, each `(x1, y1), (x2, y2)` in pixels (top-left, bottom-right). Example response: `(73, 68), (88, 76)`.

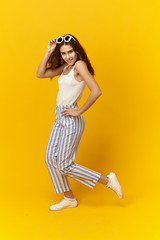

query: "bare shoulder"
(74, 60), (101, 93)
(75, 60), (88, 73)
(75, 60), (87, 68)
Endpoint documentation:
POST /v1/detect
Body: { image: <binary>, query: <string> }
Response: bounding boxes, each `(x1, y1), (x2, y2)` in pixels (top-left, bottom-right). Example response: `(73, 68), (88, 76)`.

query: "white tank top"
(56, 64), (86, 106)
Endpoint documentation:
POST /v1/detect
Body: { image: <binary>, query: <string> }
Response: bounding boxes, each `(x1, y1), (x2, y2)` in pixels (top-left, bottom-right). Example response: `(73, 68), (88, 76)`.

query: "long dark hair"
(47, 34), (95, 76)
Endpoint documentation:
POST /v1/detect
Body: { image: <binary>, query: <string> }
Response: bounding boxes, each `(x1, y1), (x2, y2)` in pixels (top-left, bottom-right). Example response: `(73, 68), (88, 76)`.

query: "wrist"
(47, 49), (52, 55)
(78, 109), (82, 117)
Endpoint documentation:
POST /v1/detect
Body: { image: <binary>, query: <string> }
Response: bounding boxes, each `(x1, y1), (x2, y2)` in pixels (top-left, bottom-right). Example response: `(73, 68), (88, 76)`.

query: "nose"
(66, 53), (70, 59)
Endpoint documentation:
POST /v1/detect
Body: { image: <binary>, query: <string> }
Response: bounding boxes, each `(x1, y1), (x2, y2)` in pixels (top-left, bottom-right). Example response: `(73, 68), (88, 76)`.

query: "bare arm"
(36, 50), (52, 78)
(75, 60), (102, 115)
(36, 38), (67, 80)
(36, 50), (68, 80)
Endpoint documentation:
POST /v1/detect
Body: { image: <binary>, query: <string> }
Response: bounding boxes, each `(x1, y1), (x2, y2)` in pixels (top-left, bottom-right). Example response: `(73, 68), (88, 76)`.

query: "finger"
(61, 110), (68, 113)
(62, 111), (69, 115)
(62, 112), (69, 116)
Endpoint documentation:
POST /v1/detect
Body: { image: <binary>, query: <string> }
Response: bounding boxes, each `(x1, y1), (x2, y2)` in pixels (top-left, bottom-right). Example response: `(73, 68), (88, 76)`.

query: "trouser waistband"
(56, 103), (78, 111)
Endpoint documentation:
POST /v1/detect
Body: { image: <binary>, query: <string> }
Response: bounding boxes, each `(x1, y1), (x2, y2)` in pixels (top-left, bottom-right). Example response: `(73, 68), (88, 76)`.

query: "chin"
(69, 61), (75, 66)
(66, 59), (77, 65)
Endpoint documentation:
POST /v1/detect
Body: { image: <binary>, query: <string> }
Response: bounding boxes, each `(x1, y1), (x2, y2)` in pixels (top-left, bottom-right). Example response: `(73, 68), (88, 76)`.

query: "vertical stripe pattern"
(45, 103), (101, 194)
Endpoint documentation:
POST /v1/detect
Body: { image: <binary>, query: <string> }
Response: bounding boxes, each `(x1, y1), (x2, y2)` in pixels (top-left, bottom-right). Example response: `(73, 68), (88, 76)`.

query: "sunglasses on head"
(56, 35), (76, 44)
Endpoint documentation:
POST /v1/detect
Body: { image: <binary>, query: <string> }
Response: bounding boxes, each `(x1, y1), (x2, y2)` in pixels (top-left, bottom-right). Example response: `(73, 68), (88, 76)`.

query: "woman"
(37, 34), (123, 211)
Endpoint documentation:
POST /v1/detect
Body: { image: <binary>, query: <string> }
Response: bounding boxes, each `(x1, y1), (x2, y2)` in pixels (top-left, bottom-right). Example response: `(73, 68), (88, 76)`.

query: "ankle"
(106, 177), (111, 186)
(64, 196), (77, 201)
(64, 195), (75, 199)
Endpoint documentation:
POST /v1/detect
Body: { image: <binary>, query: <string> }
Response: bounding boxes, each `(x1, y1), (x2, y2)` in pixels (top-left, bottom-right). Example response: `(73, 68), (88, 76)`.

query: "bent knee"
(45, 154), (57, 165)
(57, 164), (71, 174)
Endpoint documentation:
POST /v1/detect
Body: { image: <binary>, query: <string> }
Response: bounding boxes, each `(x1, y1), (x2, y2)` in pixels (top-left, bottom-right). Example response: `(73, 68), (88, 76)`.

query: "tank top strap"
(63, 64), (69, 73)
(68, 64), (75, 71)
(62, 64), (75, 74)
(70, 64), (76, 73)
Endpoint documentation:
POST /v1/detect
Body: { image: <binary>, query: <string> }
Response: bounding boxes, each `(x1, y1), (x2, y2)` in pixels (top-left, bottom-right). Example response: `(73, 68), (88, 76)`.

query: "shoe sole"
(49, 202), (78, 211)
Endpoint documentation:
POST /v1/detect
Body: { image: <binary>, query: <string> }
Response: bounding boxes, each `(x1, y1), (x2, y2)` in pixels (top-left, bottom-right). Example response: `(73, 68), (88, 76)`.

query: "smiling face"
(60, 44), (78, 66)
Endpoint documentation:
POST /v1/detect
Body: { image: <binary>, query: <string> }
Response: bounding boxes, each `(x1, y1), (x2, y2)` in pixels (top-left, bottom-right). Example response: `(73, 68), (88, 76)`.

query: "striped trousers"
(45, 103), (101, 194)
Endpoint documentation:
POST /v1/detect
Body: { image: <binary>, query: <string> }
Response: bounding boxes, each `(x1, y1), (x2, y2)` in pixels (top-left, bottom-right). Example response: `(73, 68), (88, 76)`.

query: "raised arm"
(36, 38), (67, 80)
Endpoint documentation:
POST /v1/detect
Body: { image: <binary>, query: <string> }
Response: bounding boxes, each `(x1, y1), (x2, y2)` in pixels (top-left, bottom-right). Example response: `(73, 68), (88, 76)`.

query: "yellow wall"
(1, 0), (160, 239)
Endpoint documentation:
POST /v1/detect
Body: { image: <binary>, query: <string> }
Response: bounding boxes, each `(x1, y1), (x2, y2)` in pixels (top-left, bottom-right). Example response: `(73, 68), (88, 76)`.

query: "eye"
(69, 50), (73, 53)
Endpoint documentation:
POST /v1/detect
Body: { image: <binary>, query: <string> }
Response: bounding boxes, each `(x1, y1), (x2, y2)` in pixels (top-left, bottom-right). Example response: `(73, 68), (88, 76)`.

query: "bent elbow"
(92, 90), (102, 98)
(36, 72), (41, 78)
(99, 91), (102, 96)
(97, 90), (102, 97)
(36, 73), (43, 78)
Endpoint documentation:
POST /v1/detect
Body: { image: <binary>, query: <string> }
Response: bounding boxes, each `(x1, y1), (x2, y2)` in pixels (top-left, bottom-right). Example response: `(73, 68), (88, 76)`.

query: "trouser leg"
(57, 108), (101, 190)
(45, 119), (72, 194)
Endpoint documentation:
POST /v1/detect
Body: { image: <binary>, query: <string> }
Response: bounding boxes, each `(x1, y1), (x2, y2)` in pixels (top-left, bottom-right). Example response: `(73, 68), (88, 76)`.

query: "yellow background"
(0, 0), (160, 239)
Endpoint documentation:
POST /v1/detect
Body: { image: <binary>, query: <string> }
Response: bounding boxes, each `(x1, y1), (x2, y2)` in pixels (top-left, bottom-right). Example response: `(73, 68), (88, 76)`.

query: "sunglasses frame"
(56, 35), (76, 44)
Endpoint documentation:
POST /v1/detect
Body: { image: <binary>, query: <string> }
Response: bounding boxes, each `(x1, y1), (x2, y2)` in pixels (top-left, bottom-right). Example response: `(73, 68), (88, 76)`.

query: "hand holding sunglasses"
(47, 35), (76, 53)
(47, 38), (57, 53)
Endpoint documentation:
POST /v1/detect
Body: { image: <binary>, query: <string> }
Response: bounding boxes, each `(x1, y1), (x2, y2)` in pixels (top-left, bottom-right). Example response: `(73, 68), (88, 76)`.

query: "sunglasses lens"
(64, 35), (71, 42)
(57, 37), (63, 43)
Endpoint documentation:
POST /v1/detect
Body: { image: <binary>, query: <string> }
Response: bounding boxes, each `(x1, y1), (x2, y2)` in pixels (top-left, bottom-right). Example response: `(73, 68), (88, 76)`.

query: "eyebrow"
(60, 49), (73, 54)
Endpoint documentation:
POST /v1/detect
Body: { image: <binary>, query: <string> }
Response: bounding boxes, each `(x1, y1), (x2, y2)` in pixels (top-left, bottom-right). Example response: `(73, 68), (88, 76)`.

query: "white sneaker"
(49, 197), (78, 211)
(106, 172), (124, 199)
